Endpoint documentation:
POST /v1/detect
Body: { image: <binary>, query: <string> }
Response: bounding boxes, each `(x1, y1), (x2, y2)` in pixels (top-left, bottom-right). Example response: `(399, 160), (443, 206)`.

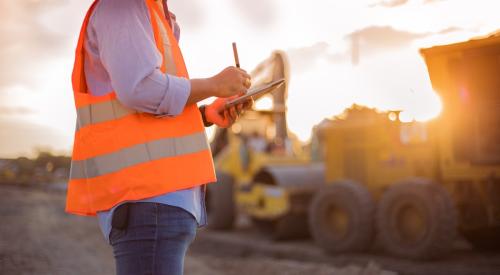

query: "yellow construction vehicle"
(209, 34), (500, 259)
(306, 33), (500, 260)
(206, 51), (313, 239)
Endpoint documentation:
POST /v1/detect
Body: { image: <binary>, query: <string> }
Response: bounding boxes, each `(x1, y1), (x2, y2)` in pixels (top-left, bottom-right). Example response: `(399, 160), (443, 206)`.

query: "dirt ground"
(0, 185), (395, 275)
(2, 184), (500, 275)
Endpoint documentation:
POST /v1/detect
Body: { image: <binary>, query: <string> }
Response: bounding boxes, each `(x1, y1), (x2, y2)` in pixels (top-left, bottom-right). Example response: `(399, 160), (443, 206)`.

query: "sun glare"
(254, 96), (273, 111)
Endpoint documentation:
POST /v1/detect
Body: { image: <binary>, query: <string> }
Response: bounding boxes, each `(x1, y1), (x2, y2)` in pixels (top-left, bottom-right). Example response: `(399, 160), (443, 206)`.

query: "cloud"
(347, 26), (428, 49)
(287, 42), (349, 72)
(230, 0), (277, 28)
(288, 26), (436, 70)
(0, 1), (72, 92)
(347, 25), (463, 53)
(287, 25), (463, 69)
(341, 26), (430, 64)
(437, 26), (462, 34)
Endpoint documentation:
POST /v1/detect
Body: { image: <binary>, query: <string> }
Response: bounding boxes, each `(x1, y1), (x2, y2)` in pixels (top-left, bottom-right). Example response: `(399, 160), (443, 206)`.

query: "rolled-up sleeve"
(90, 0), (189, 116)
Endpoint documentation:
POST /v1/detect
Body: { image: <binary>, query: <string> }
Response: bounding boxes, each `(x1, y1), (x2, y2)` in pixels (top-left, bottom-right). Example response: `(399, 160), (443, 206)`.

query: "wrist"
(187, 78), (217, 106)
(206, 76), (221, 97)
(199, 105), (214, 127)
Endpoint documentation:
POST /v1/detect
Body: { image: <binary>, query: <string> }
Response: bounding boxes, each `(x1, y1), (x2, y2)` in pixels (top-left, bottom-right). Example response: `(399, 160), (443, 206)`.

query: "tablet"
(225, 78), (285, 108)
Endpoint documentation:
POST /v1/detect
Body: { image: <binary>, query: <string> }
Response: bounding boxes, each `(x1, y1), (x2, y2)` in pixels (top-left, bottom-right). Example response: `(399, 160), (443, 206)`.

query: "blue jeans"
(110, 203), (197, 275)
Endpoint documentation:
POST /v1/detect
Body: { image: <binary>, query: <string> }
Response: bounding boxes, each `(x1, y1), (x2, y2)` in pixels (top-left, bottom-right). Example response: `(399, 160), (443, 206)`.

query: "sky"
(0, 0), (499, 157)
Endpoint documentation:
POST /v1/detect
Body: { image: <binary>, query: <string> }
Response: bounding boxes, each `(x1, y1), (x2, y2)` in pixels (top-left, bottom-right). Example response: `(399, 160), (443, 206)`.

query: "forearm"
(187, 66), (252, 105)
(186, 78), (216, 106)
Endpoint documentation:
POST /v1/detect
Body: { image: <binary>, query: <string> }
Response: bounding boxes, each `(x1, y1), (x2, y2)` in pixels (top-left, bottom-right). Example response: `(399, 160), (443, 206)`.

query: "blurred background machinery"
(207, 34), (500, 260)
(207, 51), (315, 238)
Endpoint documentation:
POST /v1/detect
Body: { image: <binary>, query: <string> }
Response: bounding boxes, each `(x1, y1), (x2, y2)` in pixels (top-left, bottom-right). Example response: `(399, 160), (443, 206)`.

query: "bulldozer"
(208, 33), (500, 259)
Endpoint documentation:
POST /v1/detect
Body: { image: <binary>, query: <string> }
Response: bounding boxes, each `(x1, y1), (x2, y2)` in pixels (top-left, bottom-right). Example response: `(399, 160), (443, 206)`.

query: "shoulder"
(91, 0), (150, 26)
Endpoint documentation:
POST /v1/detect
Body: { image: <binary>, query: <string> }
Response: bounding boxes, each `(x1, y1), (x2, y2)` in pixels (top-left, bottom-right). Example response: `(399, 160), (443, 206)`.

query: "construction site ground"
(1, 184), (499, 275)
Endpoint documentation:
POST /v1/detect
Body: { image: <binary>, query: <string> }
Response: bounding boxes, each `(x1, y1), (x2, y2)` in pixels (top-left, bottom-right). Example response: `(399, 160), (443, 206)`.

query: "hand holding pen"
(204, 42), (253, 127)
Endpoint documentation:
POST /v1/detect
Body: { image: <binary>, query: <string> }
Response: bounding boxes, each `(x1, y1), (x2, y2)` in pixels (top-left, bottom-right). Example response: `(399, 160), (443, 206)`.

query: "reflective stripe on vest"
(70, 132), (208, 179)
(66, 0), (216, 216)
(75, 99), (136, 130)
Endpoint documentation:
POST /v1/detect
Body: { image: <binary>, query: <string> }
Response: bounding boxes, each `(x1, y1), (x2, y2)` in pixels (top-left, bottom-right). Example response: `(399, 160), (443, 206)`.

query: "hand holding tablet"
(225, 43), (285, 109)
(225, 78), (285, 108)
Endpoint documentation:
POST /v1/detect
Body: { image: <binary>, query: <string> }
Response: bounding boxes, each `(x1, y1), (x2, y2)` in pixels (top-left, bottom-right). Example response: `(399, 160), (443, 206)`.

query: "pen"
(232, 42), (240, 68)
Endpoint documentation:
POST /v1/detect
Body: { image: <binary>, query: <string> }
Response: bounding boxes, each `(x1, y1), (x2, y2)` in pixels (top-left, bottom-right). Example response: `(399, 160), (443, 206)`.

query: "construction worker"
(66, 0), (251, 274)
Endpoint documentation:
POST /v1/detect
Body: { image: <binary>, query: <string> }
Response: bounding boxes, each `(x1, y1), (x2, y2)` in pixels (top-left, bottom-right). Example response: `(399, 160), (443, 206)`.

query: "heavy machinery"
(208, 34), (500, 259)
(207, 51), (316, 239)
(306, 33), (500, 259)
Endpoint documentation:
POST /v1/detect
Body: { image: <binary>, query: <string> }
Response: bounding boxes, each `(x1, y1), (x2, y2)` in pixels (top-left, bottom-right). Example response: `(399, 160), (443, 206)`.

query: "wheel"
(252, 213), (309, 240)
(376, 178), (457, 260)
(462, 226), (500, 250)
(308, 180), (375, 253)
(207, 172), (235, 230)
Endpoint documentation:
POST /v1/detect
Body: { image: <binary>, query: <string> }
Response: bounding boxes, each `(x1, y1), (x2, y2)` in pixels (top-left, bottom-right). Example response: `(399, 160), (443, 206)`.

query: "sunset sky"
(0, 0), (499, 157)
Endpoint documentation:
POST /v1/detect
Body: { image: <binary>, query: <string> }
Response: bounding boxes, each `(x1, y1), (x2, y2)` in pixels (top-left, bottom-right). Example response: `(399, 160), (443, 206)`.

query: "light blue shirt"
(84, 0), (207, 243)
(97, 187), (206, 244)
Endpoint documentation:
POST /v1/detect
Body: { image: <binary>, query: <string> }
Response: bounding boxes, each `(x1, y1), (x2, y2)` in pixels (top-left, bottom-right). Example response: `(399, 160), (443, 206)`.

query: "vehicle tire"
(252, 213), (309, 240)
(207, 172), (235, 230)
(308, 180), (375, 253)
(462, 226), (500, 250)
(376, 178), (457, 260)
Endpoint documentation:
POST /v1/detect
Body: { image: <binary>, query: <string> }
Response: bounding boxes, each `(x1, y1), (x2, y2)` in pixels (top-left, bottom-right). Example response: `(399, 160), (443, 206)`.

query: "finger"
(237, 104), (244, 113)
(239, 98), (252, 110)
(225, 107), (233, 121)
(226, 110), (236, 126)
(238, 69), (251, 80)
(237, 104), (245, 116)
(233, 107), (240, 121)
(243, 78), (251, 89)
(245, 98), (254, 109)
(207, 102), (234, 128)
(221, 110), (231, 127)
(229, 107), (238, 120)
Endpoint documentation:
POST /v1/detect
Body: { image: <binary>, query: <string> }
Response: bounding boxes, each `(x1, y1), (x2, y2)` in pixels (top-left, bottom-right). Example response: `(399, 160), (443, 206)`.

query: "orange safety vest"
(66, 0), (216, 216)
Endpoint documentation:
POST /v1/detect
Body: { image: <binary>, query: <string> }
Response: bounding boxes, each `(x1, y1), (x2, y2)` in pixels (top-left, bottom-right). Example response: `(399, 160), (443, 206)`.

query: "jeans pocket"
(109, 226), (126, 245)
(112, 203), (130, 230)
(109, 203), (130, 245)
